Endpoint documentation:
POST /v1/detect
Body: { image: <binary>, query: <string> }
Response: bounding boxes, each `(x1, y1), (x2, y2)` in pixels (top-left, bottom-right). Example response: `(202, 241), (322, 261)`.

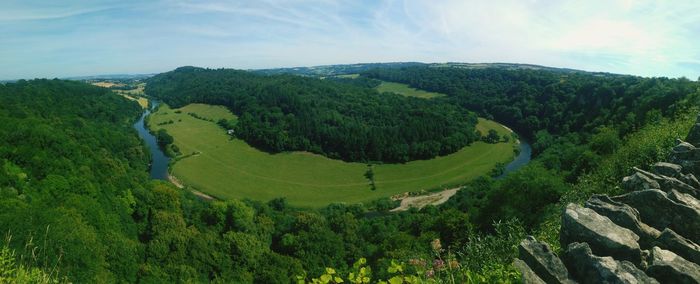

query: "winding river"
(133, 101), (170, 180)
(498, 137), (532, 179)
(134, 102), (531, 188)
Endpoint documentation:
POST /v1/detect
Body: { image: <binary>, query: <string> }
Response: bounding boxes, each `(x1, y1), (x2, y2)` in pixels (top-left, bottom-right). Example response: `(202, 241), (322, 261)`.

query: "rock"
(670, 140), (700, 176)
(562, 242), (658, 284)
(633, 167), (699, 198)
(646, 247), (700, 284)
(612, 189), (700, 244)
(560, 204), (642, 265)
(621, 172), (660, 192)
(680, 173), (700, 189)
(653, 162), (683, 178)
(513, 259), (546, 284)
(518, 236), (574, 284)
(584, 195), (660, 248)
(668, 189), (700, 211)
(673, 140), (696, 153)
(655, 228), (700, 265)
(685, 114), (700, 147)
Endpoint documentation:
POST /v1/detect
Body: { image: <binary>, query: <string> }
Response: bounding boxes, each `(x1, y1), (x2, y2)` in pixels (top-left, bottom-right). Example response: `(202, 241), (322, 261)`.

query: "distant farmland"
(375, 81), (445, 99)
(149, 103), (516, 207)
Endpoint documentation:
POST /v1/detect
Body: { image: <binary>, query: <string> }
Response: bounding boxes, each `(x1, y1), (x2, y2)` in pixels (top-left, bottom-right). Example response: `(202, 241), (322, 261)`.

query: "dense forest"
(146, 67), (480, 163)
(364, 67), (696, 151)
(1, 66), (699, 283)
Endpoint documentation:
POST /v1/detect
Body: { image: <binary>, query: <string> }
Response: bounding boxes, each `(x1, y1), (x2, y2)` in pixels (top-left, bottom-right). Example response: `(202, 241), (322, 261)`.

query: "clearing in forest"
(375, 81), (446, 99)
(149, 103), (516, 207)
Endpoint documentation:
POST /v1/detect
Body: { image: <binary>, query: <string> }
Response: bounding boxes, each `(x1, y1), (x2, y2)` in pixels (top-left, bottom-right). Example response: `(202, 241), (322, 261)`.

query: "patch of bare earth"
(390, 187), (460, 212)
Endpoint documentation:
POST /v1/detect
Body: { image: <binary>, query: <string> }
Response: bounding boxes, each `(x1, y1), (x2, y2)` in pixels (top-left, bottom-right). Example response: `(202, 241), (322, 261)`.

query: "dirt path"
(390, 187), (460, 212)
(168, 174), (216, 201)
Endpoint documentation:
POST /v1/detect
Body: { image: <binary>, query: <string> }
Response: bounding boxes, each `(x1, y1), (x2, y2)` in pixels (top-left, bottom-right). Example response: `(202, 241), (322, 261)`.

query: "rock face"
(612, 189), (700, 244)
(515, 131), (700, 283)
(646, 247), (700, 284)
(560, 204), (642, 265)
(561, 242), (659, 284)
(518, 236), (573, 283)
(655, 228), (700, 265)
(513, 259), (546, 284)
(584, 195), (659, 248)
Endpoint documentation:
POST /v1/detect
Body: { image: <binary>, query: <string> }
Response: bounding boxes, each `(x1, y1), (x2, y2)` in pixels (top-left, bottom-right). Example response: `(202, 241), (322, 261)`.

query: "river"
(497, 137), (532, 179)
(133, 101), (170, 180)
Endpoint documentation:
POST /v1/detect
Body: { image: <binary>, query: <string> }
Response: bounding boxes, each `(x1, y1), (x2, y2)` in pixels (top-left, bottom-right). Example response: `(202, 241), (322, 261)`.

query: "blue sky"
(1, 0), (699, 79)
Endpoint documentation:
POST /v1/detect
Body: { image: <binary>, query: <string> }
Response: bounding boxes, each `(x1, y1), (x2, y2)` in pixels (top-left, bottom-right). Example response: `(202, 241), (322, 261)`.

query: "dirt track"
(390, 187), (460, 212)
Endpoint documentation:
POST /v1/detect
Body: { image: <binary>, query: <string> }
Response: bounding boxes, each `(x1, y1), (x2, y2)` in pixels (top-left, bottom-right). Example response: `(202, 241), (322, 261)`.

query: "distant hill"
(253, 62), (426, 76)
(62, 73), (155, 81)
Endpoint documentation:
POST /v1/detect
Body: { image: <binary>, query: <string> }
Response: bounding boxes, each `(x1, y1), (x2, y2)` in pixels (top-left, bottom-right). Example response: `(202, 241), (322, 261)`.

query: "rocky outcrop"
(584, 195), (660, 248)
(562, 242), (658, 284)
(515, 132), (700, 283)
(560, 204), (642, 265)
(646, 247), (700, 283)
(518, 236), (574, 283)
(655, 229), (700, 265)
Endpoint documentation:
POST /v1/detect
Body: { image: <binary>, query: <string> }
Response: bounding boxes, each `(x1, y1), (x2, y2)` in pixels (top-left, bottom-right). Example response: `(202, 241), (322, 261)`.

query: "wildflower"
(448, 259), (460, 269)
(425, 269), (435, 278)
(431, 239), (442, 252)
(433, 259), (445, 270)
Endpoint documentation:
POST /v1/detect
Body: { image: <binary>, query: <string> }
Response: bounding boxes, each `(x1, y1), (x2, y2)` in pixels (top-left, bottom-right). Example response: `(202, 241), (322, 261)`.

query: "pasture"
(149, 103), (516, 207)
(375, 81), (445, 99)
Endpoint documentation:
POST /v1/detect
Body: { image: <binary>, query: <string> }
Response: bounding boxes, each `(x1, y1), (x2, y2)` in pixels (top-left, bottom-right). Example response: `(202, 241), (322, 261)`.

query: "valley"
(148, 102), (519, 207)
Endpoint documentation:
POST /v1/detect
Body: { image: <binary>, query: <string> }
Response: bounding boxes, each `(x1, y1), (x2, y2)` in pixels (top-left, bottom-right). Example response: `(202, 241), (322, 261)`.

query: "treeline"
(0, 79), (518, 282)
(363, 67), (697, 153)
(145, 67), (480, 163)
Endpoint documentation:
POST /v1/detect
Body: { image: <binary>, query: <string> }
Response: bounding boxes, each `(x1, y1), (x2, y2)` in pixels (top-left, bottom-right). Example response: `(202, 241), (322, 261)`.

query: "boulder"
(621, 172), (659, 192)
(653, 162), (683, 178)
(518, 236), (574, 283)
(646, 246), (700, 284)
(655, 228), (700, 264)
(633, 167), (699, 198)
(680, 173), (700, 189)
(513, 259), (546, 284)
(584, 195), (660, 248)
(612, 189), (700, 244)
(560, 204), (642, 265)
(668, 189), (700, 211)
(562, 242), (658, 284)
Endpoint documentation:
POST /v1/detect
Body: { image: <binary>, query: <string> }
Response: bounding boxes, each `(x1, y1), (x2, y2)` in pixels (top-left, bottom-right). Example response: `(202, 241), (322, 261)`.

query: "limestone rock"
(621, 172), (659, 192)
(612, 189), (700, 244)
(681, 173), (700, 189)
(655, 228), (700, 264)
(646, 246), (700, 284)
(562, 242), (658, 284)
(560, 204), (642, 265)
(668, 189), (700, 211)
(513, 259), (546, 284)
(518, 236), (574, 284)
(633, 167), (699, 198)
(653, 162), (683, 178)
(584, 195), (660, 248)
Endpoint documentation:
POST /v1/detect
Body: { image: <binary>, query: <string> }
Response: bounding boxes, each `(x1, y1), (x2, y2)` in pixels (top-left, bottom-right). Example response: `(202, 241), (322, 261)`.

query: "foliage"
(146, 67), (480, 163)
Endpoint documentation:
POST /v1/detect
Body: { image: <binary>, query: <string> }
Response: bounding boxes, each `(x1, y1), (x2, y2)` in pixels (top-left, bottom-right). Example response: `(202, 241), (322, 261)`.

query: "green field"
(375, 81), (446, 99)
(149, 103), (516, 207)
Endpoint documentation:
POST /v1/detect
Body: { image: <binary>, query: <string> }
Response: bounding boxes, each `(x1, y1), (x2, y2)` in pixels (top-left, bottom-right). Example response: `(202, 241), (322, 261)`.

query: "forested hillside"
(146, 67), (480, 163)
(364, 67), (696, 152)
(2, 69), (699, 283)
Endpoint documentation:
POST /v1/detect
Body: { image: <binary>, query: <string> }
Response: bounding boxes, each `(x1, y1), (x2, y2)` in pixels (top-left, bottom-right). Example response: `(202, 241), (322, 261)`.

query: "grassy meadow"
(375, 81), (446, 99)
(149, 103), (516, 207)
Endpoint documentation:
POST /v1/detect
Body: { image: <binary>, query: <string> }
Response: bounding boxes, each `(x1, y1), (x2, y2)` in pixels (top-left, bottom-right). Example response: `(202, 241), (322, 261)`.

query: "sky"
(1, 0), (699, 80)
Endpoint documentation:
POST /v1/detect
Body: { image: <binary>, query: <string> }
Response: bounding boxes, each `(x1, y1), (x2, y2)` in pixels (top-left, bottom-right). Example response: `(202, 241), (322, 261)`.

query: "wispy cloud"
(1, 0), (699, 79)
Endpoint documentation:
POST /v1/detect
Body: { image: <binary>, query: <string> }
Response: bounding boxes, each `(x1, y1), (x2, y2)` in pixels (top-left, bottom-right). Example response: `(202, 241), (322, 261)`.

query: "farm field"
(149, 103), (516, 207)
(375, 81), (445, 99)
